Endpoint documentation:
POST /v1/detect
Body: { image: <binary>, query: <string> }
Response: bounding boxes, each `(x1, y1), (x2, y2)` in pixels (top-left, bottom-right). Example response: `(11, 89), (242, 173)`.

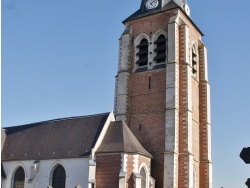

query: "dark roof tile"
(123, 1), (203, 36)
(123, 1), (179, 23)
(2, 113), (110, 161)
(96, 121), (152, 158)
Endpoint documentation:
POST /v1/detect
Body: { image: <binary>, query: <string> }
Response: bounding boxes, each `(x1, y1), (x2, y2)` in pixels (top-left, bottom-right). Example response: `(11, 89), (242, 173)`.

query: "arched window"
(52, 165), (66, 188)
(154, 34), (167, 63)
(192, 46), (198, 76)
(140, 167), (147, 188)
(136, 38), (149, 67)
(13, 167), (25, 188)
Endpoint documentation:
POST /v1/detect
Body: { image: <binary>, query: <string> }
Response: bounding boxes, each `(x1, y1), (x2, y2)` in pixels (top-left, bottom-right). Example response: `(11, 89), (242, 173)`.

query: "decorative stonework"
(115, 3), (211, 188)
(164, 15), (180, 188)
(115, 29), (132, 121)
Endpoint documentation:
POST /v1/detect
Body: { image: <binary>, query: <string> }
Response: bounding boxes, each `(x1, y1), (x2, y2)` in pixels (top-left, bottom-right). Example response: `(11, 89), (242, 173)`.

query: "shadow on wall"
(47, 185), (81, 188)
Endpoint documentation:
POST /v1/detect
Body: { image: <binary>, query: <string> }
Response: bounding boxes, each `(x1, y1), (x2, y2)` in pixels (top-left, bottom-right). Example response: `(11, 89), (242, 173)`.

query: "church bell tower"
(114, 0), (212, 187)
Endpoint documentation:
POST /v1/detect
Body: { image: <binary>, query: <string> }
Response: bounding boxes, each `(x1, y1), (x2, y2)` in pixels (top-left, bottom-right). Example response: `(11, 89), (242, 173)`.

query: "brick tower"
(114, 0), (212, 188)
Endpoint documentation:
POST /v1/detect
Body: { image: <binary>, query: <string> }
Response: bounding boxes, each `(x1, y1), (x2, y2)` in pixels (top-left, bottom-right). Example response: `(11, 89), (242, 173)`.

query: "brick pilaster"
(178, 24), (194, 188)
(199, 44), (212, 188)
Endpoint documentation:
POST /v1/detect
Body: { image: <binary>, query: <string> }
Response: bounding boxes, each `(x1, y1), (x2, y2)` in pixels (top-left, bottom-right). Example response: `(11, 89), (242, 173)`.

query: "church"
(1, 0), (212, 187)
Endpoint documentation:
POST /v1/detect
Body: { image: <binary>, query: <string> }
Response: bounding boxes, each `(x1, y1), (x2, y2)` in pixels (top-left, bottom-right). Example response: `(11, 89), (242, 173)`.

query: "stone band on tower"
(114, 1), (212, 187)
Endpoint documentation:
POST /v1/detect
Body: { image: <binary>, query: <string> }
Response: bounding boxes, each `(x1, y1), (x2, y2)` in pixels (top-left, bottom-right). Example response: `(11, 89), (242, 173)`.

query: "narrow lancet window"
(13, 167), (25, 188)
(192, 47), (198, 76)
(148, 76), (151, 89)
(136, 38), (149, 67)
(52, 165), (66, 188)
(154, 34), (167, 63)
(140, 167), (147, 188)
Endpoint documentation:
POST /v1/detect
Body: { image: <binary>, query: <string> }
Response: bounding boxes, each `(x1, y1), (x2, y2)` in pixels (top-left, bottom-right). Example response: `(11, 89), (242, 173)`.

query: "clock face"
(145, 0), (159, 10)
(184, 4), (190, 16)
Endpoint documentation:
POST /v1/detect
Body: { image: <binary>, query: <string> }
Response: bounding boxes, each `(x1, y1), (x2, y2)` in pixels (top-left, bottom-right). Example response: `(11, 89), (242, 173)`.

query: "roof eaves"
(1, 155), (91, 162)
(95, 150), (152, 158)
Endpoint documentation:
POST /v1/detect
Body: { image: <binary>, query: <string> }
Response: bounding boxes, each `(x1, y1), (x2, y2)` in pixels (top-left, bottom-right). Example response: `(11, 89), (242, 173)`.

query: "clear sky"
(2, 0), (250, 187)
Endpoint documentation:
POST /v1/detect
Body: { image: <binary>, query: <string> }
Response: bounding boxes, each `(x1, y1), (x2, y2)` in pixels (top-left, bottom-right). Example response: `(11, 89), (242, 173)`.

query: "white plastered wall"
(2, 158), (89, 188)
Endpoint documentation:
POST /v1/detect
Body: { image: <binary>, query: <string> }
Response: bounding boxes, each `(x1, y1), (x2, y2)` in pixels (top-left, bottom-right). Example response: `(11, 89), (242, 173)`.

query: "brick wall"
(116, 7), (211, 188)
(138, 155), (151, 172)
(129, 11), (174, 37)
(127, 155), (134, 188)
(179, 48), (188, 188)
(138, 155), (152, 188)
(128, 69), (166, 187)
(96, 154), (121, 188)
(199, 45), (211, 188)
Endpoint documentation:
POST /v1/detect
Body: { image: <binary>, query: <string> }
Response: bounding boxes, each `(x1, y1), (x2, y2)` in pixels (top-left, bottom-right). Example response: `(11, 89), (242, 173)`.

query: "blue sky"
(2, 0), (250, 187)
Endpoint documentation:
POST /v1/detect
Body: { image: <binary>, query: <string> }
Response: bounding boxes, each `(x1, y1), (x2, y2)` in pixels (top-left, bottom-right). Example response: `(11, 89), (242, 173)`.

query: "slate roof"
(96, 121), (152, 158)
(123, 1), (203, 36)
(1, 113), (110, 161)
(123, 1), (179, 23)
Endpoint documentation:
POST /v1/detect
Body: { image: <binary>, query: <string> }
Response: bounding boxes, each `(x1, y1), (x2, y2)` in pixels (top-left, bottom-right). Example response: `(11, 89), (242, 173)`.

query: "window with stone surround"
(192, 45), (198, 77)
(13, 166), (25, 188)
(51, 165), (66, 188)
(140, 167), (147, 188)
(136, 38), (149, 67)
(154, 34), (167, 63)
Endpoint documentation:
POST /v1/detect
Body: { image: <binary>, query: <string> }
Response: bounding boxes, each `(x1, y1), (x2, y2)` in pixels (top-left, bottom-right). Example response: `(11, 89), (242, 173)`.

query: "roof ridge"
(96, 120), (152, 158)
(121, 121), (126, 152)
(121, 121), (152, 158)
(3, 112), (110, 129)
